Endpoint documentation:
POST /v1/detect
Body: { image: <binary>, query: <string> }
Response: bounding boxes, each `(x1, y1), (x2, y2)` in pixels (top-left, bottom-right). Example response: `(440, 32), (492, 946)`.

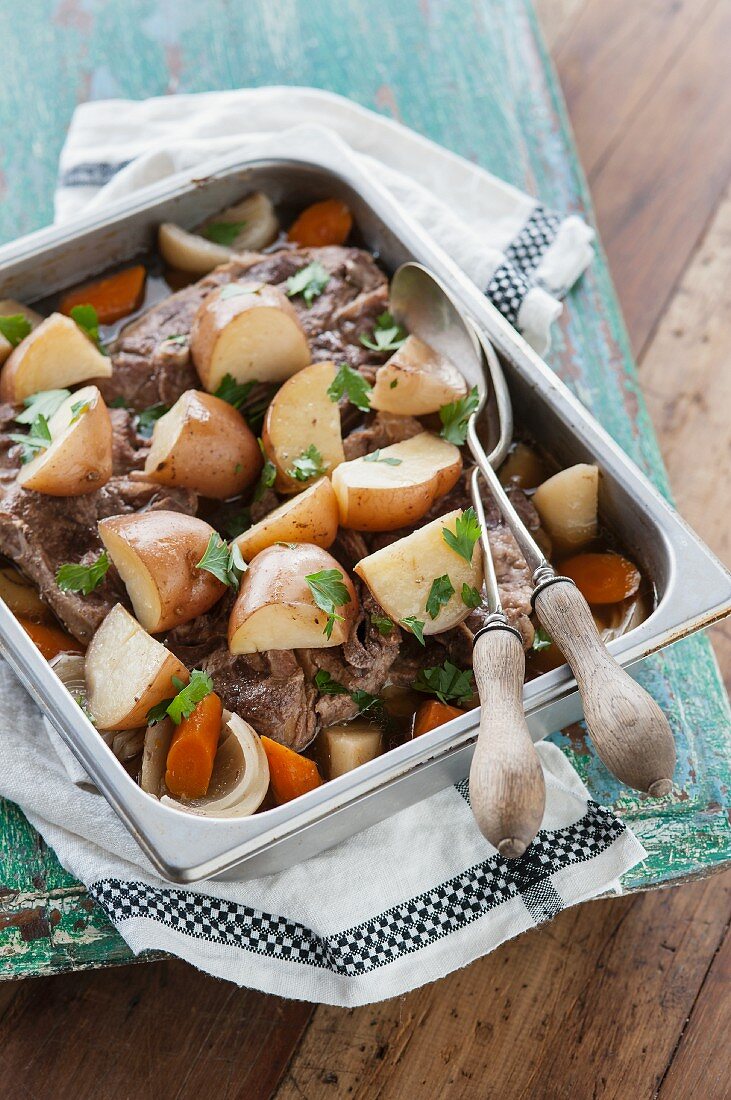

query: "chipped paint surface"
(0, 0), (729, 976)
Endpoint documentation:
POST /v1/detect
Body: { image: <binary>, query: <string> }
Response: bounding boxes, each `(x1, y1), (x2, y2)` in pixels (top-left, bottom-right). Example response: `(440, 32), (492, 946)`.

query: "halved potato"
(320, 718), (383, 780)
(532, 463), (599, 551)
(17, 385), (113, 496)
(234, 478), (339, 562)
(85, 604), (189, 730)
(370, 335), (468, 415)
(0, 312), (112, 404)
(261, 360), (345, 493)
(0, 300), (43, 366)
(98, 511), (227, 634)
(332, 431), (462, 531)
(355, 509), (483, 635)
(197, 192), (279, 252)
(143, 389), (262, 499)
(190, 282), (310, 392)
(228, 543), (358, 653)
(158, 223), (232, 276)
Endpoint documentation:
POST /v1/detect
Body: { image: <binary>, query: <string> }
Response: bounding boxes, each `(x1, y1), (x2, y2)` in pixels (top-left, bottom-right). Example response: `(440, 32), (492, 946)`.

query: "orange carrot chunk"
(287, 199), (353, 247)
(260, 736), (323, 804)
(560, 552), (641, 605)
(17, 617), (83, 660)
(413, 700), (464, 738)
(165, 691), (222, 800)
(59, 265), (147, 325)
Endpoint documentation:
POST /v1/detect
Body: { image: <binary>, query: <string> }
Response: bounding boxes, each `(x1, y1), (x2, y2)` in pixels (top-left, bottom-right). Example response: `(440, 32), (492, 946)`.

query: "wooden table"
(0, 1), (729, 1095)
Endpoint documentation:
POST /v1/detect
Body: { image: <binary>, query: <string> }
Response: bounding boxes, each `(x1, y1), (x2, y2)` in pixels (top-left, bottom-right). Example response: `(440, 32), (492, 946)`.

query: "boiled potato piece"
(158, 222), (232, 275)
(321, 718), (383, 780)
(143, 389), (262, 499)
(197, 192), (279, 252)
(17, 385), (113, 496)
(85, 604), (189, 730)
(234, 478), (339, 562)
(355, 509), (482, 636)
(332, 432), (462, 532)
(261, 360), (345, 493)
(228, 543), (358, 653)
(532, 463), (599, 551)
(0, 300), (43, 366)
(190, 281), (310, 392)
(370, 335), (468, 415)
(98, 511), (227, 634)
(0, 312), (112, 403)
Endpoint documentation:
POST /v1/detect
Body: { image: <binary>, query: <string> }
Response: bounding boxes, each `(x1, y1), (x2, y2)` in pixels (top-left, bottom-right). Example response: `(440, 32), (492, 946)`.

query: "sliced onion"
(50, 652), (144, 761)
(141, 717), (173, 795)
(198, 192), (279, 252)
(159, 711), (270, 818)
(158, 222), (232, 275)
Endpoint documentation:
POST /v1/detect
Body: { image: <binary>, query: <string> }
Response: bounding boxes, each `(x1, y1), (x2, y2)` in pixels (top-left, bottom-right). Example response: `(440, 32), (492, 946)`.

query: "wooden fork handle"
(470, 625), (545, 858)
(533, 577), (676, 795)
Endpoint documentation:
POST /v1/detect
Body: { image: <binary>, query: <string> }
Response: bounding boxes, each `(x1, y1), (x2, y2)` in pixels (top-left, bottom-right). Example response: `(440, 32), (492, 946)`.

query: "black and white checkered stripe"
(90, 802), (623, 977)
(486, 204), (562, 326)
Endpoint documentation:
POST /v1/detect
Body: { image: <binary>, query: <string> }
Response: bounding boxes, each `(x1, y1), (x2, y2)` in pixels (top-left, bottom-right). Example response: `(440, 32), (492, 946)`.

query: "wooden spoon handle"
(469, 626), (546, 858)
(533, 578), (676, 795)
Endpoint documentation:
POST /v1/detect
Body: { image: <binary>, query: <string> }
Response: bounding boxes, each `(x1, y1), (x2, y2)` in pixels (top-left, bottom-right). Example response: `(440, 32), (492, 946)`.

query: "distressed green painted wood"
(0, 0), (728, 977)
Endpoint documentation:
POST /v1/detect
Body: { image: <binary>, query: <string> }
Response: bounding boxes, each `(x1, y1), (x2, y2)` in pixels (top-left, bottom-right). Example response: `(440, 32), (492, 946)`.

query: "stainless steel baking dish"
(0, 147), (729, 883)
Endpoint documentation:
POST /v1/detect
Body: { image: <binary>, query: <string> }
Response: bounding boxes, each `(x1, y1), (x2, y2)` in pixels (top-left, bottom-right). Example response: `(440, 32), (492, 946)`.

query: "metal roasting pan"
(0, 147), (729, 883)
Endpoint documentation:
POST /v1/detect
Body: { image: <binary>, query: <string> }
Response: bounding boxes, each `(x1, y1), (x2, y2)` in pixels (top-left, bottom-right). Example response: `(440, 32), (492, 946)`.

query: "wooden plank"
(275, 873), (731, 1099)
(533, 0), (589, 52)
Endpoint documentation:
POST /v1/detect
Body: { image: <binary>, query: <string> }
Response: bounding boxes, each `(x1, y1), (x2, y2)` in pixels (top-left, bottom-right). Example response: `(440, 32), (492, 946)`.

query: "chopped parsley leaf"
(439, 386), (480, 446)
(401, 617), (426, 645)
(196, 532), (246, 589)
(286, 261), (330, 307)
(56, 551), (110, 596)
(305, 568), (351, 639)
(287, 444), (327, 482)
(326, 362), (372, 412)
(461, 582), (482, 609)
(15, 389), (70, 425)
(8, 414), (52, 463)
(147, 670), (214, 726)
(0, 313), (32, 348)
(442, 508), (481, 565)
(425, 574), (455, 620)
(370, 612), (394, 636)
(532, 626), (552, 652)
(213, 372), (257, 410)
(359, 311), (407, 353)
(203, 220), (247, 246)
(69, 304), (103, 350)
(135, 402), (169, 439)
(363, 449), (402, 466)
(413, 660), (474, 707)
(314, 669), (348, 695)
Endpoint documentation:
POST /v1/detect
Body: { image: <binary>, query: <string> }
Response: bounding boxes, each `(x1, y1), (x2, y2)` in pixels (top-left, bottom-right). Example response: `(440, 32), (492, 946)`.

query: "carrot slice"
(59, 265), (147, 325)
(260, 736), (323, 804)
(413, 700), (464, 738)
(287, 199), (352, 247)
(560, 552), (641, 605)
(165, 691), (222, 799)
(17, 617), (83, 661)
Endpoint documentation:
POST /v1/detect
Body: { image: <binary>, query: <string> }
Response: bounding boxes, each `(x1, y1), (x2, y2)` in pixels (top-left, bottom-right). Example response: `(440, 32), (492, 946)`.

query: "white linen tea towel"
(0, 88), (644, 1007)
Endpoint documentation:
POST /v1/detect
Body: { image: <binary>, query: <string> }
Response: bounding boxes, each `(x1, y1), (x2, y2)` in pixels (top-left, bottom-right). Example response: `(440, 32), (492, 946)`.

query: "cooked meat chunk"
(109, 408), (149, 473)
(104, 246), (388, 411)
(0, 477), (196, 642)
(0, 403), (21, 492)
(342, 411), (423, 460)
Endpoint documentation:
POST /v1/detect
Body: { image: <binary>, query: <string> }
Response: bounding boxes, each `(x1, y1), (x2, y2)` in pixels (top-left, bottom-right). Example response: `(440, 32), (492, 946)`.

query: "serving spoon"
(390, 262), (676, 853)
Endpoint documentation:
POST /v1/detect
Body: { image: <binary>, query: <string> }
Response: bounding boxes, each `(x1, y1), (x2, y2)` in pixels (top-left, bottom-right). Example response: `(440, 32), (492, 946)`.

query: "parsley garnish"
(253, 440), (277, 501)
(213, 373), (257, 410)
(196, 532), (245, 589)
(314, 669), (348, 695)
(401, 617), (426, 645)
(461, 582), (482, 609)
(147, 670), (214, 726)
(532, 626), (552, 652)
(326, 362), (372, 412)
(442, 508), (481, 565)
(69, 304), (103, 350)
(163, 334), (187, 346)
(15, 389), (70, 425)
(219, 282), (264, 300)
(439, 386), (480, 446)
(286, 262), (330, 307)
(56, 551), (110, 596)
(135, 403), (169, 439)
(8, 414), (52, 463)
(350, 689), (385, 718)
(414, 661), (474, 707)
(0, 313), (32, 348)
(426, 574), (455, 620)
(287, 444), (326, 482)
(359, 311), (407, 353)
(69, 399), (90, 425)
(305, 569), (351, 639)
(108, 396), (128, 408)
(370, 612), (394, 636)
(203, 221), (247, 246)
(363, 449), (402, 466)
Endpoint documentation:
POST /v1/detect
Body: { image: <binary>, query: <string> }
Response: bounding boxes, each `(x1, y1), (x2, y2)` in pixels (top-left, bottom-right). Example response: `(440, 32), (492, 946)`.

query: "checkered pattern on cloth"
(486, 204), (562, 326)
(91, 801), (623, 977)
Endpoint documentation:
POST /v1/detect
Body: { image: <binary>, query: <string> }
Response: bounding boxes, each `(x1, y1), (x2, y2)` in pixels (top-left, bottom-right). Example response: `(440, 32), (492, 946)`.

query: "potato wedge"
(234, 477), (339, 562)
(197, 192), (279, 252)
(17, 385), (113, 496)
(261, 360), (345, 493)
(332, 431), (462, 531)
(98, 511), (227, 634)
(158, 222), (233, 276)
(370, 335), (468, 415)
(0, 300), (43, 366)
(85, 604), (189, 730)
(320, 718), (383, 780)
(0, 312), (112, 404)
(190, 282), (310, 392)
(354, 509), (482, 635)
(532, 463), (599, 551)
(143, 389), (261, 499)
(228, 543), (358, 653)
